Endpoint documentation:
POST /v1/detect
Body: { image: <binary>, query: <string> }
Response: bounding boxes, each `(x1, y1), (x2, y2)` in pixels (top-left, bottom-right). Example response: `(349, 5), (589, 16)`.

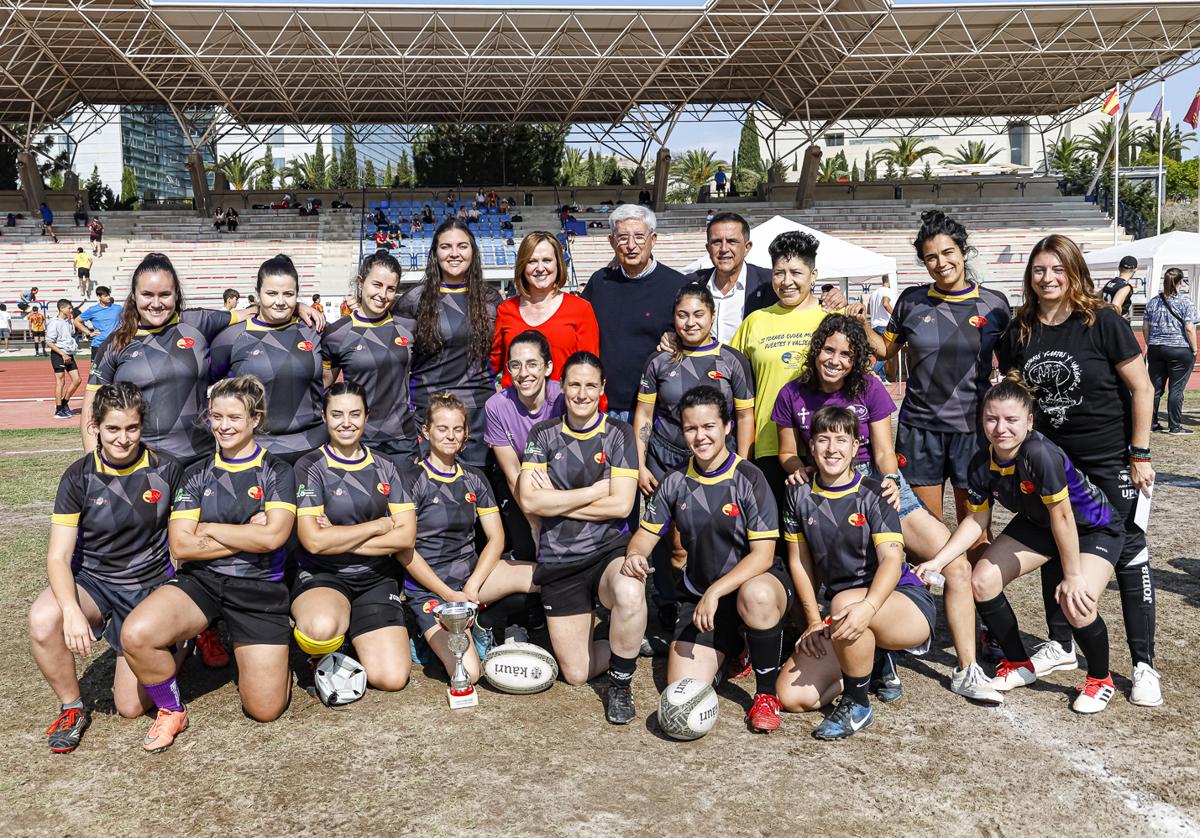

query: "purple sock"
(144, 677), (183, 712)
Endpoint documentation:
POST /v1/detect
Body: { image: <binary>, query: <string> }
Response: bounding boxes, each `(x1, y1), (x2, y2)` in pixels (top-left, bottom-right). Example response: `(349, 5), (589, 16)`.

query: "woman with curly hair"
(772, 314), (1001, 704)
(395, 220), (501, 466)
(995, 234), (1158, 707)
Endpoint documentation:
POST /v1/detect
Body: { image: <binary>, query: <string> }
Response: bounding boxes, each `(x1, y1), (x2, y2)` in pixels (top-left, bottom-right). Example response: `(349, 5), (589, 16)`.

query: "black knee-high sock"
(745, 623), (784, 696)
(1116, 556), (1155, 666)
(1039, 563), (1074, 649)
(477, 594), (528, 633)
(976, 593), (1029, 663)
(608, 653), (636, 689)
(1071, 615), (1110, 680)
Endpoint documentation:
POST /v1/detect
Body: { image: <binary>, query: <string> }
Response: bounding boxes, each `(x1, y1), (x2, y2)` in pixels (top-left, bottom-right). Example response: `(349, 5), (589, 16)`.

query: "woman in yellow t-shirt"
(731, 231), (831, 505)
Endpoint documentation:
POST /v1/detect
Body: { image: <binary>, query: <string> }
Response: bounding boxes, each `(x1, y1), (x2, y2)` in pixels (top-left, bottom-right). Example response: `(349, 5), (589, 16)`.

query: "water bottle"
(924, 571), (945, 595)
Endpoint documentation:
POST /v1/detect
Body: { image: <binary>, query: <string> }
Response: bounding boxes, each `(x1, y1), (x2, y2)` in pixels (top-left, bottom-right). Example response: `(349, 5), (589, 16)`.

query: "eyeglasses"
(613, 234), (650, 246)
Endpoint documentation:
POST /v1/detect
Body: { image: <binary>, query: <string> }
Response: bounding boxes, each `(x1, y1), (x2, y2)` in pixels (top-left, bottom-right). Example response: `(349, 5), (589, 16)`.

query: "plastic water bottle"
(924, 571), (945, 595)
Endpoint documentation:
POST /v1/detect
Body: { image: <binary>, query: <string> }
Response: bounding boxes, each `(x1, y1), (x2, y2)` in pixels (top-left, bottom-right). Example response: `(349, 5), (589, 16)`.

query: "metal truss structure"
(1, 0), (1199, 159)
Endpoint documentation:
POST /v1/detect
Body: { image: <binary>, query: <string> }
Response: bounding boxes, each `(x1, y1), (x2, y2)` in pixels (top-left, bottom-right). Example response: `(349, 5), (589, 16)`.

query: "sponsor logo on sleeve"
(297, 483), (317, 499)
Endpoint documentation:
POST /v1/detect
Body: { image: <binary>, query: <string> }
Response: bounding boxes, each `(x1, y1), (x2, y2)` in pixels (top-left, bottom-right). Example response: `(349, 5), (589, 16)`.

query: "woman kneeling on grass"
(30, 382), (184, 753)
(776, 406), (935, 740)
(121, 375), (297, 753)
(924, 374), (1122, 713)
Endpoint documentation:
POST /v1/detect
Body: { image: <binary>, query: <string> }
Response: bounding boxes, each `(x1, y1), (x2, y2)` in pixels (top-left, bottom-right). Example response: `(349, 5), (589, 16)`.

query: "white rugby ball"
(483, 641), (558, 694)
(657, 678), (719, 741)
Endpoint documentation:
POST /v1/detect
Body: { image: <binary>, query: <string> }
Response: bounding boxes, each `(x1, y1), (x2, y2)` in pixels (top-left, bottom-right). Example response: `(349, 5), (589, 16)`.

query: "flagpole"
(1113, 96), (1120, 246)
(1157, 80), (1165, 237)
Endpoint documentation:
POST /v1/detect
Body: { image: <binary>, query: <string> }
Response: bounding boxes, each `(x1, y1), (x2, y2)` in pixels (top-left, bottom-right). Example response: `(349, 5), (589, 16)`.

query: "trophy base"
(447, 686), (478, 709)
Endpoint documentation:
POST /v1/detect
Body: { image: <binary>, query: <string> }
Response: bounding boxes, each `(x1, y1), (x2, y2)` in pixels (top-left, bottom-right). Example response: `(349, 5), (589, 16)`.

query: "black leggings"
(1041, 455), (1154, 666)
(1147, 344), (1194, 432)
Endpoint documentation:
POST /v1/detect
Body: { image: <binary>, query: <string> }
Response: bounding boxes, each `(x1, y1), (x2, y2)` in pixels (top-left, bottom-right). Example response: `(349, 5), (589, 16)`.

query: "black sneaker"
(1152, 424), (1167, 433)
(45, 706), (91, 753)
(869, 650), (903, 703)
(1169, 427), (1194, 435)
(605, 684), (635, 725)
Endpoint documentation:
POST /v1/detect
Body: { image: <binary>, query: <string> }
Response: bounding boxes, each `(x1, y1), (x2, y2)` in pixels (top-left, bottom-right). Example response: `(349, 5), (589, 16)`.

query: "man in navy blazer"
(683, 212), (777, 343)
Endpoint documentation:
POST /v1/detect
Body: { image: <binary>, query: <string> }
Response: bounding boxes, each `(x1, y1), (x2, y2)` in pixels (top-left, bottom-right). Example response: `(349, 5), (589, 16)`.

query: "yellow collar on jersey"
(561, 414), (606, 440)
(989, 448), (1016, 476)
(322, 444), (375, 471)
(136, 313), (181, 336)
(440, 283), (468, 294)
(686, 453), (741, 485)
(247, 315), (299, 331)
(94, 446), (150, 476)
(927, 281), (980, 302)
(351, 310), (393, 328)
(420, 459), (463, 483)
(680, 340), (721, 357)
(215, 446), (265, 473)
(812, 471), (863, 499)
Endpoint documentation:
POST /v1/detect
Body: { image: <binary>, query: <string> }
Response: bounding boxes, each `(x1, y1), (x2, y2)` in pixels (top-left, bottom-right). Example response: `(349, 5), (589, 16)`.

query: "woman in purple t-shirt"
(770, 314), (1001, 704)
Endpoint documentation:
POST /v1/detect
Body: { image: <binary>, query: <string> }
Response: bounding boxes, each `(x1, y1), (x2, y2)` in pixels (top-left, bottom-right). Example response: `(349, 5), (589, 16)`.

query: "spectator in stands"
(311, 293), (324, 315)
(421, 205), (435, 225)
(374, 229), (389, 252)
(73, 195), (88, 227)
(46, 299), (80, 419)
(222, 288), (240, 310)
(683, 212), (775, 344)
(637, 188), (652, 206)
(40, 203), (58, 243)
(73, 248), (93, 299)
(212, 207), (226, 232)
(1144, 267), (1196, 435)
(226, 207), (239, 233)
(6, 212), (17, 227)
(88, 217), (104, 257)
(468, 205), (481, 223)
(475, 190), (487, 208)
(0, 304), (11, 352)
(373, 207), (388, 229)
(714, 165), (727, 197)
(455, 206), (467, 222)
(866, 274), (896, 381)
(1102, 255), (1137, 322)
(445, 188), (457, 204)
(20, 287), (42, 314)
(486, 190), (499, 209)
(73, 287), (120, 356)
(705, 210), (715, 227)
(491, 231), (600, 389)
(581, 203), (687, 424)
(410, 218), (423, 236)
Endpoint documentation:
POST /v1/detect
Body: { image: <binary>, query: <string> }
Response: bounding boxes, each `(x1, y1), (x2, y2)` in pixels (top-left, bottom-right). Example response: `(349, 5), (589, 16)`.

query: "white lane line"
(996, 704), (1200, 835)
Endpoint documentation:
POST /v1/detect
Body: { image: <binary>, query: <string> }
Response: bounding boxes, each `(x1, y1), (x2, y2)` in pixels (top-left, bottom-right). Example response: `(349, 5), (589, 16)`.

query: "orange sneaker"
(746, 693), (783, 733)
(196, 626), (229, 667)
(142, 708), (189, 753)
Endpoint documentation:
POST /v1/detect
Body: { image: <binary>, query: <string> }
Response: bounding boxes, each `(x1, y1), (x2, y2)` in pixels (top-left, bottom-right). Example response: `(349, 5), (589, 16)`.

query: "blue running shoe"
(870, 650), (903, 703)
(813, 695), (874, 741)
(472, 623), (495, 661)
(409, 634), (432, 666)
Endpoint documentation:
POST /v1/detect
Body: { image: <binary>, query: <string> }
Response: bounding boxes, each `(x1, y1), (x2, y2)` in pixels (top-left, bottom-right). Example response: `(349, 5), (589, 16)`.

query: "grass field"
(2, 426), (1200, 836)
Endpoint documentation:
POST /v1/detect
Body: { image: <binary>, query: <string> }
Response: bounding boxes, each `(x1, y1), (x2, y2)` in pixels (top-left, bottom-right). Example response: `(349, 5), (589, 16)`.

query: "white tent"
(1083, 231), (1200, 301)
(682, 215), (896, 284)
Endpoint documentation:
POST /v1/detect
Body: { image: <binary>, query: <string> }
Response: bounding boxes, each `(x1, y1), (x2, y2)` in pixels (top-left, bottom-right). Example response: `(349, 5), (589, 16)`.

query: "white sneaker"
(1130, 662), (1163, 707)
(950, 661), (1004, 704)
(990, 659), (1037, 692)
(1030, 640), (1078, 676)
(1073, 674), (1116, 714)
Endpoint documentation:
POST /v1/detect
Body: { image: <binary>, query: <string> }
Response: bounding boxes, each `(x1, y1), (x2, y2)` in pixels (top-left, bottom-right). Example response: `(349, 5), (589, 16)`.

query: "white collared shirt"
(620, 258), (658, 280)
(707, 264), (748, 344)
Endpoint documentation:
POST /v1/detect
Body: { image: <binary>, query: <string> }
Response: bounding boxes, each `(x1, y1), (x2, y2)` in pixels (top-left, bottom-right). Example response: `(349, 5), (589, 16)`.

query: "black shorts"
(374, 437), (420, 479)
(673, 563), (794, 657)
(895, 584), (937, 655)
(50, 354), (77, 373)
(533, 538), (630, 617)
(168, 566), (291, 645)
(77, 268), (90, 279)
(402, 588), (451, 636)
(75, 569), (159, 655)
(291, 569), (406, 638)
(90, 234), (102, 242)
(895, 422), (981, 489)
(1000, 515), (1122, 566)
(646, 434), (690, 482)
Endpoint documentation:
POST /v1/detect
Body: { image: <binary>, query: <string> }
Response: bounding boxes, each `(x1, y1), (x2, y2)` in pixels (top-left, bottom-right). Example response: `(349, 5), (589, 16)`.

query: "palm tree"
(942, 141), (1003, 165)
(1048, 137), (1086, 175)
(876, 136), (941, 178)
(1143, 119), (1198, 162)
(817, 151), (848, 182)
(559, 147), (586, 186)
(1082, 113), (1146, 168)
(670, 148), (728, 197)
(280, 153), (328, 190)
(209, 152), (263, 190)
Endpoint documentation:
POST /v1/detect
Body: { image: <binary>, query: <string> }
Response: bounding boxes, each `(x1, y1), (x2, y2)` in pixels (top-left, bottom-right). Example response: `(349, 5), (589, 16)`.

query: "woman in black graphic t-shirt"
(996, 234), (1160, 708)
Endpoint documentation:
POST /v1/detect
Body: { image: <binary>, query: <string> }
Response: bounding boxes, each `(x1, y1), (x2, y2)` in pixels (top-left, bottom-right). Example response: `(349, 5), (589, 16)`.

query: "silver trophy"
(433, 601), (479, 709)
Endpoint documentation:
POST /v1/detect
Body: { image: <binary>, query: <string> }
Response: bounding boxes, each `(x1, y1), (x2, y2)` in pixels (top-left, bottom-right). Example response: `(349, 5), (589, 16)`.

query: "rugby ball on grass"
(483, 641), (558, 694)
(658, 678), (719, 740)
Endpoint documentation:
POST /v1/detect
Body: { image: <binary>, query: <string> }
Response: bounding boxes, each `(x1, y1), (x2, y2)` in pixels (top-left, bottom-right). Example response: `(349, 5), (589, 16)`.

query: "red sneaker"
(746, 693), (783, 733)
(142, 708), (189, 753)
(196, 626), (229, 668)
(726, 646), (751, 680)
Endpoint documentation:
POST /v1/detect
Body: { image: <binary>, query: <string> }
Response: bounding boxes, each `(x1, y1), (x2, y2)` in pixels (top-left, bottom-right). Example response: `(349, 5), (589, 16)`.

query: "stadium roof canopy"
(2, 0), (1199, 140)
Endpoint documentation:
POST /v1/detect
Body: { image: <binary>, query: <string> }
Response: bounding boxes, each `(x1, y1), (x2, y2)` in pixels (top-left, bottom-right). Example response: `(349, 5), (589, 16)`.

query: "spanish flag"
(1100, 86), (1120, 116)
(1185, 88), (1200, 129)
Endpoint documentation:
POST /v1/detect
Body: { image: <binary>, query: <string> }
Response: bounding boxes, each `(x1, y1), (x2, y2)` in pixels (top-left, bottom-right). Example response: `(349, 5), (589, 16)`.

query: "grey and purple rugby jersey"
(883, 282), (1010, 433)
(321, 311), (418, 448)
(784, 472), (920, 596)
(637, 341), (755, 451)
(169, 446), (297, 581)
(87, 309), (237, 462)
(394, 283), (500, 465)
(294, 446), (415, 577)
(521, 414), (638, 564)
(210, 316), (327, 457)
(406, 459), (498, 592)
(641, 454), (778, 593)
(964, 430), (1114, 531)
(52, 446), (183, 590)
